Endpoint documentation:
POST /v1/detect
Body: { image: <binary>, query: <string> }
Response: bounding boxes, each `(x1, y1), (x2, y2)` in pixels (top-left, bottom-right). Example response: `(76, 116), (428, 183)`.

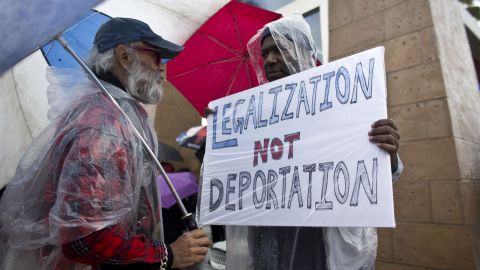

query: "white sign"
(199, 47), (394, 227)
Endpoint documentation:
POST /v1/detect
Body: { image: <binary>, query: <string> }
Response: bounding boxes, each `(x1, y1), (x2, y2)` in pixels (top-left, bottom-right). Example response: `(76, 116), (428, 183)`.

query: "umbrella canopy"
(0, 0), (103, 75)
(0, 0), (229, 189)
(41, 11), (111, 69)
(158, 172), (198, 208)
(167, 0), (281, 116)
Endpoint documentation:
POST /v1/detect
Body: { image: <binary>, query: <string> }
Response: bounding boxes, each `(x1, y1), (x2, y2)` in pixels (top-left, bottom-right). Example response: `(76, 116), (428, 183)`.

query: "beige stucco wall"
(330, 0), (480, 269)
(154, 80), (202, 176)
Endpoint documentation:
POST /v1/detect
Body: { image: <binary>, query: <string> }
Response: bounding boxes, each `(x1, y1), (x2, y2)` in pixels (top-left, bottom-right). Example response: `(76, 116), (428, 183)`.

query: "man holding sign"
(222, 15), (403, 270)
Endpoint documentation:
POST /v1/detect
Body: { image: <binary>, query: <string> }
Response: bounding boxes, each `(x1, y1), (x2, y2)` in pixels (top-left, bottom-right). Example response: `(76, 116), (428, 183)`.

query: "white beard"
(126, 57), (164, 104)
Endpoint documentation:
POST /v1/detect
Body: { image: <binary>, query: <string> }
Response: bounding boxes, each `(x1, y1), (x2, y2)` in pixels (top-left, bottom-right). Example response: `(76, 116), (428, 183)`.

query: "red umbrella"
(167, 0), (281, 116)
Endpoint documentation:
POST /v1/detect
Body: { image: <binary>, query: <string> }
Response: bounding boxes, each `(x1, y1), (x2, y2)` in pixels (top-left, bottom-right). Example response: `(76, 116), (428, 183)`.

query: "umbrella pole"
(55, 36), (198, 230)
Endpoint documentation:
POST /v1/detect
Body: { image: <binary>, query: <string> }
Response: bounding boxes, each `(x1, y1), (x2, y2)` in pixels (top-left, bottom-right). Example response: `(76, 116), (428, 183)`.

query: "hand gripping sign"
(199, 47), (395, 227)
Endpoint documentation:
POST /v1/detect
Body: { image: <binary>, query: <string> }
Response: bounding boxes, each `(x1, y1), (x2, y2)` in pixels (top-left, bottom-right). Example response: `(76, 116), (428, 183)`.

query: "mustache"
(126, 58), (164, 104)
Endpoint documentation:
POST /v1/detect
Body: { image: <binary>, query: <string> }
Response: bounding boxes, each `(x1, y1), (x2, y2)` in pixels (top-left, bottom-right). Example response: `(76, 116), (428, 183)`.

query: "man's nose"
(265, 52), (278, 65)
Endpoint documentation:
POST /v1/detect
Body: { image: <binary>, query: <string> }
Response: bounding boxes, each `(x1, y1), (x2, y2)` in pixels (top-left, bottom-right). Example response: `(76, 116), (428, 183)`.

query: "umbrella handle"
(181, 213), (198, 230)
(56, 36), (198, 230)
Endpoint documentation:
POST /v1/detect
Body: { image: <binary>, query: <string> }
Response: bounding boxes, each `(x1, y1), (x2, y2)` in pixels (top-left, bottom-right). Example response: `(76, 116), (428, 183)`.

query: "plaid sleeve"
(62, 225), (167, 267)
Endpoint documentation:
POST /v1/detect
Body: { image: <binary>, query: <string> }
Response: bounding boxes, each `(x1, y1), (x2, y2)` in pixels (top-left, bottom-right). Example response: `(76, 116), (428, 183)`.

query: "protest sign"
(198, 47), (395, 227)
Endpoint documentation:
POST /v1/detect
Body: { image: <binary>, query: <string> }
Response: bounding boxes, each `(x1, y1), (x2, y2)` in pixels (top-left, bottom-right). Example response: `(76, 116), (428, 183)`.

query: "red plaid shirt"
(62, 226), (169, 269)
(46, 89), (171, 269)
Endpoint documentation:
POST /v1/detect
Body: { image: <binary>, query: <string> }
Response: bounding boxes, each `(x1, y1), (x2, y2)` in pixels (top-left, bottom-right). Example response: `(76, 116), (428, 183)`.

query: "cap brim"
(144, 37), (183, 59)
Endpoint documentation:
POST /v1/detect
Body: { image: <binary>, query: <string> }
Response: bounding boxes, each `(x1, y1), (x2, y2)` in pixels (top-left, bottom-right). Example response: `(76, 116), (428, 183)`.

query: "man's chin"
(130, 86), (163, 104)
(266, 72), (287, 82)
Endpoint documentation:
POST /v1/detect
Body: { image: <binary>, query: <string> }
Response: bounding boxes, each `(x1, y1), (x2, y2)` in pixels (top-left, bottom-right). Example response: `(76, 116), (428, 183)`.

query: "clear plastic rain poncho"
(225, 15), (385, 270)
(0, 67), (162, 270)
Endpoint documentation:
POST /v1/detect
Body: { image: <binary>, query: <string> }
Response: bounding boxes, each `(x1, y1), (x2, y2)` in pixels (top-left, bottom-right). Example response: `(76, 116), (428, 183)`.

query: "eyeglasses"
(129, 45), (171, 65)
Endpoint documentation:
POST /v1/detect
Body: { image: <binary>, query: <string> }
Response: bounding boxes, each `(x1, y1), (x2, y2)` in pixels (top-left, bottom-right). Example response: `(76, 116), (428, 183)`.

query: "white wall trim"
(276, 0), (329, 63)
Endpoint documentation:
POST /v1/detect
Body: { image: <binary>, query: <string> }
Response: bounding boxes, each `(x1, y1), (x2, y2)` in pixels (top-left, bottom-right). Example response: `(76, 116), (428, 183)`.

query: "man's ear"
(114, 45), (131, 70)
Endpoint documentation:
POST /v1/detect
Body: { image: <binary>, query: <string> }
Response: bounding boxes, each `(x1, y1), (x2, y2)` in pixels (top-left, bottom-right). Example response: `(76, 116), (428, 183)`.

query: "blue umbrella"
(41, 11), (110, 69)
(0, 0), (103, 75)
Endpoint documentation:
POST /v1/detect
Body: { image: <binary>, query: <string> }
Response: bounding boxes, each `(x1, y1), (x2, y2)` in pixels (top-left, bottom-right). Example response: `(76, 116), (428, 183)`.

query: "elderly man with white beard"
(0, 18), (210, 270)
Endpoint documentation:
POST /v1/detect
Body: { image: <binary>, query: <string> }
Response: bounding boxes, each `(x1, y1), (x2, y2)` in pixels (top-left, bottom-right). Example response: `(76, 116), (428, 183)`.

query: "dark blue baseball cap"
(93, 17), (183, 59)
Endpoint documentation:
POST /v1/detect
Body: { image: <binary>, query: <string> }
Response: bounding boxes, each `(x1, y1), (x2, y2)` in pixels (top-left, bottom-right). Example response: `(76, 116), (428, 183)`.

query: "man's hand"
(204, 107), (216, 117)
(170, 229), (211, 268)
(368, 119), (400, 172)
